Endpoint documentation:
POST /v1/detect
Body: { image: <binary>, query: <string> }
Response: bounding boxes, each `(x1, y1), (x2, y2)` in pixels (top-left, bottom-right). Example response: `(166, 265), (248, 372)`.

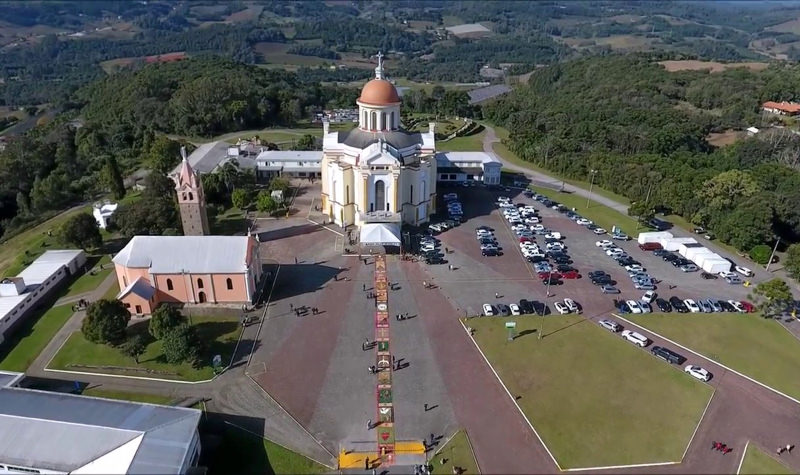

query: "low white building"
(255, 150), (323, 180)
(435, 151), (502, 185)
(0, 370), (201, 474)
(0, 250), (86, 345)
(92, 201), (118, 229)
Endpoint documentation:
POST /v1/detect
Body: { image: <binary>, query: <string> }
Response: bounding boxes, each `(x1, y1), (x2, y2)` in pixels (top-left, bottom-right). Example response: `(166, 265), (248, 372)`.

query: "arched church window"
(188, 192), (194, 200)
(374, 180), (385, 212)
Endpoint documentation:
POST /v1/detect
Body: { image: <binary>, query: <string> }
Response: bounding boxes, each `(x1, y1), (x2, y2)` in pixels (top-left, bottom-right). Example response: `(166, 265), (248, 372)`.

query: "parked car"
(601, 284), (620, 294)
(639, 242), (663, 251)
(593, 228), (607, 235)
(670, 296), (689, 313)
(725, 274), (743, 285)
(563, 298), (580, 313)
(697, 299), (713, 313)
(634, 281), (655, 290)
(596, 240), (614, 248)
(680, 264), (699, 272)
(561, 270), (580, 279)
(509, 303), (522, 316)
(735, 266), (754, 277)
(655, 298), (672, 312)
(642, 290), (657, 303)
(621, 330), (649, 347)
(496, 304), (511, 316)
(553, 302), (570, 314)
(588, 270), (608, 279)
(728, 300), (747, 313)
(626, 300), (643, 314)
(599, 319), (622, 332)
(684, 299), (701, 313)
(701, 272), (718, 280)
(482, 304), (495, 316)
(740, 301), (756, 313)
(651, 346), (686, 365)
(684, 365), (711, 382)
(531, 301), (549, 315)
(482, 248), (500, 256)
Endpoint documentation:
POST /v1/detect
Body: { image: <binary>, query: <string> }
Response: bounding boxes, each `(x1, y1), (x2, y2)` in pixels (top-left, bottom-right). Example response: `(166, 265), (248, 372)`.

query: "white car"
(728, 300), (747, 313)
(554, 302), (570, 314)
(592, 228), (607, 235)
(476, 229), (493, 237)
(483, 304), (495, 316)
(639, 300), (651, 313)
(421, 243), (437, 252)
(642, 290), (656, 303)
(576, 218), (593, 226)
(524, 217), (541, 224)
(621, 329), (649, 347)
(684, 299), (701, 313)
(595, 240), (614, 248)
(509, 303), (521, 316)
(546, 242), (564, 251)
(684, 365), (711, 382)
(625, 264), (645, 273)
(563, 298), (580, 313)
(606, 248), (624, 256)
(735, 266), (754, 277)
(719, 271), (737, 279)
(626, 300), (643, 314)
(531, 224), (545, 232)
(545, 232), (562, 240)
(599, 319), (621, 332)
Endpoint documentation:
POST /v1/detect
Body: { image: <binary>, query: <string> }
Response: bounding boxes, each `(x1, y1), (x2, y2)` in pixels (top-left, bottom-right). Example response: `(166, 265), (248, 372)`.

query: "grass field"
(61, 255), (113, 297)
(0, 304), (74, 372)
(625, 312), (800, 400)
(532, 186), (641, 237)
(0, 205), (92, 276)
(49, 315), (242, 381)
(430, 430), (480, 474)
(739, 443), (793, 474)
(437, 130), (485, 152)
(469, 315), (712, 468)
(207, 424), (327, 475)
(102, 279), (121, 300)
(81, 387), (173, 405)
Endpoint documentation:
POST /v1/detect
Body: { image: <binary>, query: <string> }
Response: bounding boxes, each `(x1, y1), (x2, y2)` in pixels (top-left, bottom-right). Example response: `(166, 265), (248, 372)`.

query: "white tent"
(360, 223), (401, 246)
(685, 246), (714, 262)
(678, 242), (704, 258)
(702, 257), (731, 275)
(661, 237), (697, 252)
(637, 231), (673, 245)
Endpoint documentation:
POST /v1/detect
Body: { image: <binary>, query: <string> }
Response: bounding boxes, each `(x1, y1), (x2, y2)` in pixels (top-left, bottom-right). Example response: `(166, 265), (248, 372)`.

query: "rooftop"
(16, 250), (84, 286)
(435, 151), (503, 165)
(169, 141), (257, 176)
(113, 236), (254, 274)
(0, 386), (200, 473)
(338, 128), (424, 150)
(762, 101), (800, 113)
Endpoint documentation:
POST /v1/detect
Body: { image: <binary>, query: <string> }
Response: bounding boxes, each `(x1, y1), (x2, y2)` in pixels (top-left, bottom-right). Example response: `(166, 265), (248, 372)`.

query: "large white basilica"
(320, 54), (438, 234)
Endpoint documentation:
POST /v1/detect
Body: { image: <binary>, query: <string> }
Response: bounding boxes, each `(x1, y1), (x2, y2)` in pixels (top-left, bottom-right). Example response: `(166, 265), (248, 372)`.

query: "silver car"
(599, 319), (621, 332)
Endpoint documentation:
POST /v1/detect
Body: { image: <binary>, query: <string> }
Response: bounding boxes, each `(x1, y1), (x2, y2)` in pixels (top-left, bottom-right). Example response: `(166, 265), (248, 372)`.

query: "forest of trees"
(484, 55), (800, 252)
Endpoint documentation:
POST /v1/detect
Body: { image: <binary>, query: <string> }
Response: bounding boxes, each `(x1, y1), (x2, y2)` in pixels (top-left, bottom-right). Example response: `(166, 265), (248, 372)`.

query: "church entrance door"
(374, 181), (385, 212)
(198, 291), (207, 303)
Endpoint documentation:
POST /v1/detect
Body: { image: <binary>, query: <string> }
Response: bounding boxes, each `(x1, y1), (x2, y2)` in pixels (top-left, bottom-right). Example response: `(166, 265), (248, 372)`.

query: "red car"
(538, 271), (562, 280)
(560, 270), (580, 279)
(520, 237), (532, 243)
(740, 300), (756, 313)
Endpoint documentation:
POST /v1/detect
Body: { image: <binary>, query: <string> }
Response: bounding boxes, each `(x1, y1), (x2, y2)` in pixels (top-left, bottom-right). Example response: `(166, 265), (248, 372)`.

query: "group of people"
(711, 441), (733, 454)
(777, 444), (794, 456)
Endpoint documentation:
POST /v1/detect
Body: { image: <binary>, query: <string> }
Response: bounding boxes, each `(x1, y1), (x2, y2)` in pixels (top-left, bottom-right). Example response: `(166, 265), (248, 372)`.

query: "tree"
(58, 213), (102, 250)
(81, 299), (131, 345)
(697, 170), (760, 212)
(785, 244), (800, 281)
(161, 324), (202, 365)
(751, 278), (793, 317)
(146, 136), (183, 174)
(148, 304), (186, 340)
(294, 134), (316, 151)
(268, 176), (290, 195)
(256, 190), (278, 213)
(231, 188), (252, 210)
(121, 334), (148, 364)
(748, 244), (772, 265)
(628, 201), (653, 223)
(103, 155), (127, 200)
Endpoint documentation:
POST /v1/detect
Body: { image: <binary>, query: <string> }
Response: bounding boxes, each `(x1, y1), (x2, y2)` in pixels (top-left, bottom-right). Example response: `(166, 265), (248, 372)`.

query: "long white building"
(0, 250), (86, 345)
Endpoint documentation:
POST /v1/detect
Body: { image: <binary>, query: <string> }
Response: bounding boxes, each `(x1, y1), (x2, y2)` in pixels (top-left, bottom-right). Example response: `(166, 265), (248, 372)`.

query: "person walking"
(778, 446), (784, 456)
(495, 292), (500, 299)
(786, 444), (793, 453)
(367, 419), (372, 430)
(423, 280), (428, 288)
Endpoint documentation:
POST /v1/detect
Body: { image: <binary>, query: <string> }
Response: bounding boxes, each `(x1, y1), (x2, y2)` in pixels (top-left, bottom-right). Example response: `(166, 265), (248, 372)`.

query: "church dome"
(358, 79), (401, 106)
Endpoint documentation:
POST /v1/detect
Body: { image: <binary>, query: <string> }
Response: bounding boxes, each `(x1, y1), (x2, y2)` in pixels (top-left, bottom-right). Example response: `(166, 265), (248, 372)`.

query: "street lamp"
(586, 170), (598, 209)
(766, 237), (781, 272)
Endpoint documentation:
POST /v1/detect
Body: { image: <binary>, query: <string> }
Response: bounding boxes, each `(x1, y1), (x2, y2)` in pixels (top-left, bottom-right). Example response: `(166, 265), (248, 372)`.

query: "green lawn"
(438, 131), (485, 152)
(739, 443), (793, 474)
(207, 424), (327, 475)
(468, 315), (712, 469)
(0, 304), (74, 372)
(61, 255), (113, 297)
(625, 312), (800, 400)
(49, 315), (242, 381)
(532, 186), (641, 237)
(81, 387), (174, 405)
(103, 279), (121, 300)
(210, 206), (247, 235)
(430, 430), (480, 474)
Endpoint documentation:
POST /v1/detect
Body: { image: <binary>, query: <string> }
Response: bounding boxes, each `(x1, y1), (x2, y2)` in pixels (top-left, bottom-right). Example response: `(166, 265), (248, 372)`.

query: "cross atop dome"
(375, 51), (385, 80)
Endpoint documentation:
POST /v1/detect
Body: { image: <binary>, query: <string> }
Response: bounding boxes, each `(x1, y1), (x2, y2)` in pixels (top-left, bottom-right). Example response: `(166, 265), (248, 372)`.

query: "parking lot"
(418, 185), (757, 321)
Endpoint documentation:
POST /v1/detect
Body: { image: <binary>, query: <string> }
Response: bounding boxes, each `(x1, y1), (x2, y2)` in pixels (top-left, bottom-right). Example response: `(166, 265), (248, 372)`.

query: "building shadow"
(200, 411), (283, 475)
(256, 223), (324, 242)
(268, 263), (347, 301)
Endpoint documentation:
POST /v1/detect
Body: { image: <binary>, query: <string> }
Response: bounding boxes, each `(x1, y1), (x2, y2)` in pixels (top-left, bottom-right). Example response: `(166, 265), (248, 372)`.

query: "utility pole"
(644, 181), (654, 206)
(586, 169), (597, 208)
(766, 237), (781, 272)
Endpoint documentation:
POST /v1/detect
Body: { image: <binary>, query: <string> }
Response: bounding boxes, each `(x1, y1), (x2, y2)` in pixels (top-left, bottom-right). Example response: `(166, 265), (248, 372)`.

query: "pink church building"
(112, 235), (262, 315)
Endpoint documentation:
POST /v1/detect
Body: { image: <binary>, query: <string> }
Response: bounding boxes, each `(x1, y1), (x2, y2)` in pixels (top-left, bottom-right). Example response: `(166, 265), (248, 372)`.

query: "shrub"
(748, 244), (772, 265)
(81, 299), (130, 345)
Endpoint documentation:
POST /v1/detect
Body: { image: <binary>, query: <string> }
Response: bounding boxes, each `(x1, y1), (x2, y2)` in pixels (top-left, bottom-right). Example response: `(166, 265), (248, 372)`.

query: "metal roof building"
(113, 236), (253, 274)
(0, 373), (201, 474)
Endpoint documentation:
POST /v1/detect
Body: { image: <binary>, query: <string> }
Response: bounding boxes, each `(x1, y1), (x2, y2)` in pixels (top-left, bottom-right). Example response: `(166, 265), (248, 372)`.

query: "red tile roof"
(762, 101), (800, 113)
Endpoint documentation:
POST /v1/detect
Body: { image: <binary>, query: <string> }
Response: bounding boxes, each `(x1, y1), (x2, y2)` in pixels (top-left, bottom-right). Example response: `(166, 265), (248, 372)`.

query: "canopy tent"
(360, 223), (401, 246)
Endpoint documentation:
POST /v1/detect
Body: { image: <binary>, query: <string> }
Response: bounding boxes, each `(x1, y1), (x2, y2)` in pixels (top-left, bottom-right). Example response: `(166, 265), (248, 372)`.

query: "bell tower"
(173, 147), (210, 235)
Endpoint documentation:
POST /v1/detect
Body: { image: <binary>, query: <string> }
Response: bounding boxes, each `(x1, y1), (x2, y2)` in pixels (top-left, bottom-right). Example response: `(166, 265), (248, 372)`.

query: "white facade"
(92, 202), (118, 229)
(0, 250), (86, 345)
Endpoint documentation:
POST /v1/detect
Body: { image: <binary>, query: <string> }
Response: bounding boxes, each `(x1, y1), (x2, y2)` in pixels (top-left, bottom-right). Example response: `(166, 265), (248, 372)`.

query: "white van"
(621, 330), (649, 347)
